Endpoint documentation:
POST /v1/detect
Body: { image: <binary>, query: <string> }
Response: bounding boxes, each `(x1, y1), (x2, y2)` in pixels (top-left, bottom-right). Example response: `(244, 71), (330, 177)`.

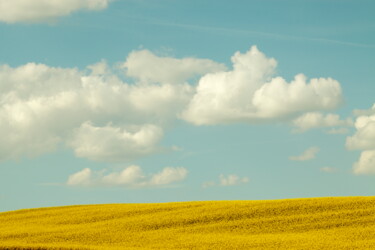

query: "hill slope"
(1, 197), (375, 249)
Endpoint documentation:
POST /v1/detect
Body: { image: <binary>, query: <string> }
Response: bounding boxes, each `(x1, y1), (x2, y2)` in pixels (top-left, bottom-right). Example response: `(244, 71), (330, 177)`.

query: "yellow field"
(1, 197), (375, 249)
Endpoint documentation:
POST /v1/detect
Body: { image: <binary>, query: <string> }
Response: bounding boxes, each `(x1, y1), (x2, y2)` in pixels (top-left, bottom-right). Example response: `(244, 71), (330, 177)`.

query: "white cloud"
(353, 150), (375, 175)
(0, 0), (110, 23)
(67, 165), (188, 188)
(220, 174), (249, 186)
(123, 49), (226, 84)
(182, 46), (343, 125)
(292, 112), (353, 133)
(101, 165), (146, 186)
(0, 63), (81, 159)
(149, 167), (188, 186)
(127, 82), (193, 119)
(202, 174), (249, 188)
(346, 114), (375, 150)
(0, 46), (345, 162)
(87, 60), (110, 76)
(346, 104), (375, 175)
(66, 168), (92, 186)
(289, 147), (319, 161)
(69, 123), (163, 162)
(0, 60), (192, 161)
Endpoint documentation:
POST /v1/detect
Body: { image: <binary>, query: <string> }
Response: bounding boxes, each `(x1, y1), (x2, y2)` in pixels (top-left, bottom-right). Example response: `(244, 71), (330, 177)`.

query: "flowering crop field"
(1, 197), (375, 249)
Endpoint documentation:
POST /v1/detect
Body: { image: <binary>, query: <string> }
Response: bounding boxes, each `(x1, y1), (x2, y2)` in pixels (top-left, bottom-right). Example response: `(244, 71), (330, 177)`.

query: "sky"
(0, 0), (374, 212)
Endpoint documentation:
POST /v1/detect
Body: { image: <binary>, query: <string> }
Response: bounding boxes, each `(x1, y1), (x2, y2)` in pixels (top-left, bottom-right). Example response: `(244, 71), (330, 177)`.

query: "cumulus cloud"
(352, 150), (375, 175)
(346, 104), (375, 175)
(346, 113), (375, 151)
(0, 46), (345, 162)
(202, 174), (249, 188)
(292, 112), (353, 133)
(66, 168), (92, 186)
(0, 0), (110, 23)
(0, 60), (192, 161)
(67, 165), (188, 188)
(87, 60), (110, 76)
(69, 123), (163, 162)
(123, 49), (226, 84)
(100, 165), (144, 186)
(149, 167), (188, 186)
(182, 46), (343, 125)
(289, 147), (319, 161)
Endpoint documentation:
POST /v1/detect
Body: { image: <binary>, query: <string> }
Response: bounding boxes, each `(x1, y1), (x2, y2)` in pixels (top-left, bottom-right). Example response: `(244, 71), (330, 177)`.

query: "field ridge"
(1, 197), (375, 249)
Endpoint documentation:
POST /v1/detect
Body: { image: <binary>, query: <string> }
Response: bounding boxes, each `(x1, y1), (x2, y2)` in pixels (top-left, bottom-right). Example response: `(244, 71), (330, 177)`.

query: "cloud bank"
(0, 0), (111, 23)
(0, 46), (344, 163)
(0, 53), (198, 161)
(67, 165), (188, 188)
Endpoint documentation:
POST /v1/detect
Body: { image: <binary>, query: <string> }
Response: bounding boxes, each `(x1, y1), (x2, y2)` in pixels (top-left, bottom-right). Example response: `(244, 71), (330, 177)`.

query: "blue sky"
(0, 0), (374, 212)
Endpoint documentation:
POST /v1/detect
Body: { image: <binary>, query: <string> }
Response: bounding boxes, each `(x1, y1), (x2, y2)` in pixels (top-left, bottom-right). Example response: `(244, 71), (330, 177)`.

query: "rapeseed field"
(1, 197), (375, 249)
